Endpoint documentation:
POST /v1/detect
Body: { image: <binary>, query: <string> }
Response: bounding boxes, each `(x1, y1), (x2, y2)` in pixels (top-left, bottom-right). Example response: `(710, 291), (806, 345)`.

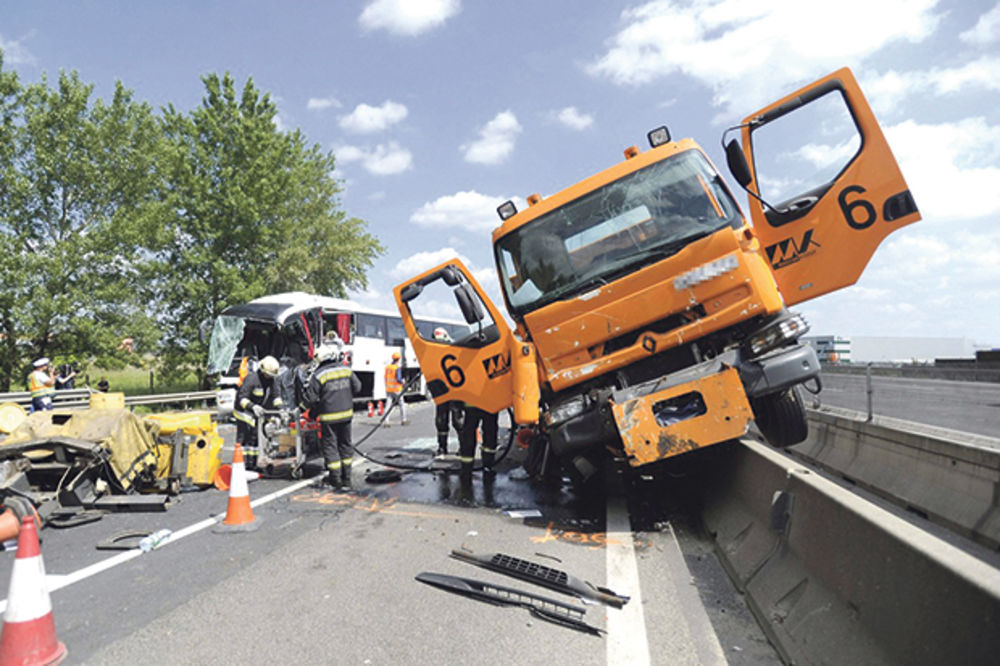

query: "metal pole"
(866, 362), (874, 422)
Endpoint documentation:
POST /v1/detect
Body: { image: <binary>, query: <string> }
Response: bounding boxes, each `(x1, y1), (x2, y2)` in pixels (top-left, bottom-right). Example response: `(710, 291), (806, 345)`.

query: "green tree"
(157, 73), (382, 386)
(0, 56), (166, 391)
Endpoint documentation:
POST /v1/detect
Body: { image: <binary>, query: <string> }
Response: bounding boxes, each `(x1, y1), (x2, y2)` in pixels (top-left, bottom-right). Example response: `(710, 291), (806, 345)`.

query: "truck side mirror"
(400, 283), (424, 303)
(455, 284), (484, 324)
(725, 139), (752, 189)
(441, 265), (461, 286)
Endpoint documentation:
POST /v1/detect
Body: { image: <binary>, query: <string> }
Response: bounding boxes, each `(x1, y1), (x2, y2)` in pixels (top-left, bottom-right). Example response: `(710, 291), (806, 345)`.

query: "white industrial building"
(804, 336), (981, 364)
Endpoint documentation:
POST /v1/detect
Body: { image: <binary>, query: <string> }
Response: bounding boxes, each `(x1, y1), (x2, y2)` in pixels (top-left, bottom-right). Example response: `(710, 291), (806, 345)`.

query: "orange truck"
(394, 68), (919, 485)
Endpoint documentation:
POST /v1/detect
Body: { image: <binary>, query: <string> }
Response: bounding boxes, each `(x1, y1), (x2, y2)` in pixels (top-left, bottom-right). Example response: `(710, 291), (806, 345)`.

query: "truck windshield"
(495, 149), (741, 315)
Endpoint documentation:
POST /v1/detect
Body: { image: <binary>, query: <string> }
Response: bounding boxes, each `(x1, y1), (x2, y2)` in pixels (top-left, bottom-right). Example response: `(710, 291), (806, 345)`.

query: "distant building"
(804, 336), (851, 364)
(804, 336), (979, 364)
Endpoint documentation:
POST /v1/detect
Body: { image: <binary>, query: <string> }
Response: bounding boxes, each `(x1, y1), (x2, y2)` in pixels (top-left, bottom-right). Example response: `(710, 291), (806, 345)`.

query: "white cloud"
(391, 248), (468, 278)
(410, 190), (519, 231)
(555, 106), (594, 131)
(339, 100), (409, 134)
(863, 58), (1000, 115)
(359, 0), (460, 36)
(272, 114), (290, 133)
(886, 117), (1000, 222)
(800, 226), (1000, 342)
(0, 32), (37, 66)
(335, 142), (413, 175)
(961, 3), (1000, 45)
(461, 111), (521, 165)
(588, 0), (941, 118)
(307, 96), (341, 111)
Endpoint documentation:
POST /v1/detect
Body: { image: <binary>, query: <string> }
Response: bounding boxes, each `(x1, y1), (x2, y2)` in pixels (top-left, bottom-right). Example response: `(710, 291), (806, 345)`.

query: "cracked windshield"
(496, 150), (740, 314)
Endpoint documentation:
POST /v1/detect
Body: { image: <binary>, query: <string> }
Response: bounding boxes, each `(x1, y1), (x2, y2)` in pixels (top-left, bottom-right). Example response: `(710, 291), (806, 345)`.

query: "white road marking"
(0, 477), (316, 613)
(606, 494), (650, 666)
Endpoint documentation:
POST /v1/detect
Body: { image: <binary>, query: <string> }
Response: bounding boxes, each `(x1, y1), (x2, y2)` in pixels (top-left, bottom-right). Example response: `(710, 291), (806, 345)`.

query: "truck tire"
(751, 387), (808, 449)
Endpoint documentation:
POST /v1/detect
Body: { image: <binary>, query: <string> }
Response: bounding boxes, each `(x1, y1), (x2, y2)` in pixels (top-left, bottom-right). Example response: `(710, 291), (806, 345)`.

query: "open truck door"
(726, 67), (920, 307)
(394, 260), (515, 414)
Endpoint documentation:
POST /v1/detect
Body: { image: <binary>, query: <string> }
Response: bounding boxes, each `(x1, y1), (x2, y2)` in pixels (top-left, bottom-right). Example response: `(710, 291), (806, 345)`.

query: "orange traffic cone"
(367, 401), (374, 417)
(0, 516), (67, 666)
(213, 444), (260, 533)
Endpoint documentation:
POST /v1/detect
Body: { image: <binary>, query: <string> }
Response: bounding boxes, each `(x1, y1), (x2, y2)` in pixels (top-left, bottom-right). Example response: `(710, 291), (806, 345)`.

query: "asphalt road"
(1, 401), (777, 665)
(813, 372), (1000, 439)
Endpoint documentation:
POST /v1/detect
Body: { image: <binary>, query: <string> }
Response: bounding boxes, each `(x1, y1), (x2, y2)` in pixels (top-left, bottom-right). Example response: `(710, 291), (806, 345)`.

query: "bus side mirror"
(726, 139), (752, 189)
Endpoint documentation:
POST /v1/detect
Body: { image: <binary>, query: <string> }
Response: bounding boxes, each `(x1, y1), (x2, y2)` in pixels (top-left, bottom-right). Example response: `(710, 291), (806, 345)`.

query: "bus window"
(387, 317), (407, 346)
(356, 313), (387, 341)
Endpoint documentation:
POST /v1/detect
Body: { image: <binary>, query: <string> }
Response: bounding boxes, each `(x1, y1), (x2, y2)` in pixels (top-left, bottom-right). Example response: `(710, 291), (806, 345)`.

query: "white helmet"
(315, 344), (338, 363)
(433, 327), (449, 341)
(259, 356), (280, 377)
(33, 357), (50, 368)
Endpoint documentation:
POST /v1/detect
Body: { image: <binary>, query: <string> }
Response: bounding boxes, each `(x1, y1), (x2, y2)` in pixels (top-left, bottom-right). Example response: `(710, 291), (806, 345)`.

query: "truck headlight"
(673, 254), (739, 291)
(747, 314), (809, 356)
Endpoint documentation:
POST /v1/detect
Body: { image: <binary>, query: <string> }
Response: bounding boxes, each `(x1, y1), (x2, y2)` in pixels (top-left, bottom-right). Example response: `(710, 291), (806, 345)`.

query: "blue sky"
(2, 0), (998, 346)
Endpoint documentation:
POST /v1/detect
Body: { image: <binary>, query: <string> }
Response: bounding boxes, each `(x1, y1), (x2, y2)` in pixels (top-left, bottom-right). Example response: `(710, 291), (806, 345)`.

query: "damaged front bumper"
(548, 342), (820, 467)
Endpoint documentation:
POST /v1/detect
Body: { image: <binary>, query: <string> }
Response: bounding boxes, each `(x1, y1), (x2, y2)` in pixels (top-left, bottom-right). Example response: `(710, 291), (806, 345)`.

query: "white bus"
(206, 291), (467, 404)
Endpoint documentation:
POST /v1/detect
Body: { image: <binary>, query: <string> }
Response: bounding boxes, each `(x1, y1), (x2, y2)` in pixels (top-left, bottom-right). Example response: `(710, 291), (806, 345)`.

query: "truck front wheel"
(751, 387), (808, 449)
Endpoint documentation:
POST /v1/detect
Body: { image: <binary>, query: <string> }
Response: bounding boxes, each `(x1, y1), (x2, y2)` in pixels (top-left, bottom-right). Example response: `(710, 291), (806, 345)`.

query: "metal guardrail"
(0, 389), (218, 411)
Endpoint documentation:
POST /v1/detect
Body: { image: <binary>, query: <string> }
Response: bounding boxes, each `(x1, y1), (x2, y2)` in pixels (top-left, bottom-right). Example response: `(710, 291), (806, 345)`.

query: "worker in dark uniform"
(432, 327), (464, 457)
(234, 355), (284, 471)
(302, 344), (361, 488)
(459, 405), (499, 479)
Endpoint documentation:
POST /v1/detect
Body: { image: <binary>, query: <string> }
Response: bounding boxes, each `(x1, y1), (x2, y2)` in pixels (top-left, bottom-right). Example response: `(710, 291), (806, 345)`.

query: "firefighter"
(234, 355), (284, 471)
(460, 406), (499, 478)
(431, 327), (464, 457)
(27, 358), (56, 412)
(302, 344), (362, 488)
(384, 351), (408, 425)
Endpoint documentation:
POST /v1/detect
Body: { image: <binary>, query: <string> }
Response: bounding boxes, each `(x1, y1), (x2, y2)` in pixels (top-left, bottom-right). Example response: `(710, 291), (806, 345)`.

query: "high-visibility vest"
(385, 363), (402, 393)
(29, 370), (54, 398)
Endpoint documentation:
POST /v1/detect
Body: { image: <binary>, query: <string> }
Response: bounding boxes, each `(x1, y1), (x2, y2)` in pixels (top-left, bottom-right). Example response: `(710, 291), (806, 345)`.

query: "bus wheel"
(751, 387), (808, 449)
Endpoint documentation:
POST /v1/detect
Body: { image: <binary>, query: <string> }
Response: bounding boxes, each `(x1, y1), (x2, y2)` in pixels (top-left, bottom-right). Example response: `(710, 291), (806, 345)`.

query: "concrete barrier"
(702, 439), (1000, 665)
(793, 406), (1000, 550)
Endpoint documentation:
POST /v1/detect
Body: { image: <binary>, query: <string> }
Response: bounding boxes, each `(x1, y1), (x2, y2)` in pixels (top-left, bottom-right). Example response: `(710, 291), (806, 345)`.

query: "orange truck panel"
(611, 367), (753, 465)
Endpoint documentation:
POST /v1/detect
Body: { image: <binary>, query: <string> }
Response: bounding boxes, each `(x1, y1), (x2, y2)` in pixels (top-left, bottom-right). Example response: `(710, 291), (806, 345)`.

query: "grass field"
(79, 366), (201, 395)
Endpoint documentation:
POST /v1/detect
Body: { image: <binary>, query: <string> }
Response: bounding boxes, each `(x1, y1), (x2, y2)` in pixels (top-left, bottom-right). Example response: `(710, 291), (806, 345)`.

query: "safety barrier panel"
(793, 406), (1000, 550)
(702, 438), (1000, 666)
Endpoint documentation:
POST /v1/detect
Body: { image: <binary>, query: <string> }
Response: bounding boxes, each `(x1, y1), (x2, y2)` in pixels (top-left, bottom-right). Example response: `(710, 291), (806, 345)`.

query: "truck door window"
(750, 90), (861, 225)
(406, 277), (499, 348)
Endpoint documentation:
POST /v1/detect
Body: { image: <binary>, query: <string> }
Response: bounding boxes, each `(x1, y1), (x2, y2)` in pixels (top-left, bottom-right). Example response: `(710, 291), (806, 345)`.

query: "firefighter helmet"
(433, 327), (449, 341)
(259, 356), (280, 377)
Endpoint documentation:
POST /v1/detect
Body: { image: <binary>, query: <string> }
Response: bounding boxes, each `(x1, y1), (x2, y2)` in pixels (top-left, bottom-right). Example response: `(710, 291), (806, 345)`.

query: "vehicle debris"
(451, 547), (630, 608)
(415, 572), (603, 636)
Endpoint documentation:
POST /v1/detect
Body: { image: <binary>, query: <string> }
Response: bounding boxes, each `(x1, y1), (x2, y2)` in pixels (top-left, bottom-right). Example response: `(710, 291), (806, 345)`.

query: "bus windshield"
(495, 149), (740, 315)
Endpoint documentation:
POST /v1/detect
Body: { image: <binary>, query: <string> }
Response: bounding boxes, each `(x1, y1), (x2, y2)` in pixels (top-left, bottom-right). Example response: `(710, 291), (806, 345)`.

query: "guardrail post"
(865, 362), (874, 422)
(149, 370), (154, 393)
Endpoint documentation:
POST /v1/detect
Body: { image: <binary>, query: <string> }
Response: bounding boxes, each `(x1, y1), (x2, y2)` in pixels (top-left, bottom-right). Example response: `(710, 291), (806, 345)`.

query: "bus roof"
(220, 291), (404, 326)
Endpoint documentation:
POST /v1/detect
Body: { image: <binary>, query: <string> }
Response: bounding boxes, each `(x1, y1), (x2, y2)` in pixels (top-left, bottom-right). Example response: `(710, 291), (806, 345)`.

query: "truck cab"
(394, 68), (919, 485)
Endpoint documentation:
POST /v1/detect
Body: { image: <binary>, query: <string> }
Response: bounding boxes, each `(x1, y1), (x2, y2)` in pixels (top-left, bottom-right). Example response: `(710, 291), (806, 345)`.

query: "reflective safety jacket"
(234, 369), (284, 427)
(302, 361), (361, 423)
(28, 370), (54, 398)
(384, 363), (402, 393)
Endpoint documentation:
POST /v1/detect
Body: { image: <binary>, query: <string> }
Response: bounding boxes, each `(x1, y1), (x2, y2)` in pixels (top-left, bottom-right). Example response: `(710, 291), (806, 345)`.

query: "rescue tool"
(450, 548), (630, 608)
(415, 572), (603, 636)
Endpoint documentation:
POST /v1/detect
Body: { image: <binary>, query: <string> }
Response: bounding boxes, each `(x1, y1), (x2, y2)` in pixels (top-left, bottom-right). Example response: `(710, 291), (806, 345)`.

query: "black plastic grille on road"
(491, 554), (569, 586)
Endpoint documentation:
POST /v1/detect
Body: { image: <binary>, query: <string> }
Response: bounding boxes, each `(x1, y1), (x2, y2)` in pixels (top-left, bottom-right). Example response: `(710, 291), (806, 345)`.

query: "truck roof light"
(647, 126), (671, 148)
(497, 200), (518, 220)
(527, 193), (542, 206)
(624, 145), (640, 160)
